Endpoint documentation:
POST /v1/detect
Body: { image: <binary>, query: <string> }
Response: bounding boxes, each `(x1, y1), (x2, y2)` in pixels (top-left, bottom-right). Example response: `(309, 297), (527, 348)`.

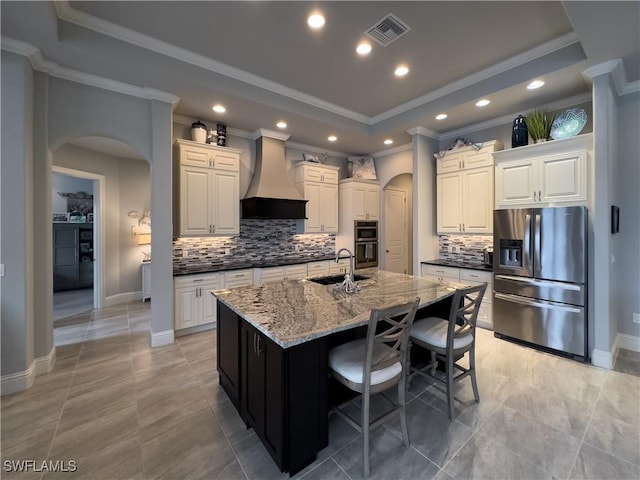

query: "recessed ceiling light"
(276, 121), (287, 129)
(307, 13), (325, 29)
(527, 80), (545, 90)
(212, 104), (226, 113)
(435, 113), (448, 120)
(328, 135), (337, 142)
(394, 65), (409, 77)
(384, 139), (393, 145)
(475, 99), (490, 107)
(356, 42), (372, 55)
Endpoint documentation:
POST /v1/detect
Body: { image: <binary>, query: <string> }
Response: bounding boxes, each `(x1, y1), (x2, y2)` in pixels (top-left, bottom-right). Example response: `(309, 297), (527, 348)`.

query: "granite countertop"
(213, 269), (468, 349)
(174, 254), (337, 276)
(422, 258), (492, 272)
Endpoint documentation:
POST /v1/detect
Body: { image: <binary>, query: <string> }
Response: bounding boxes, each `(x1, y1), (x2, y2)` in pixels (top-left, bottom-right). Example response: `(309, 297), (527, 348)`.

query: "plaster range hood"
(241, 129), (307, 220)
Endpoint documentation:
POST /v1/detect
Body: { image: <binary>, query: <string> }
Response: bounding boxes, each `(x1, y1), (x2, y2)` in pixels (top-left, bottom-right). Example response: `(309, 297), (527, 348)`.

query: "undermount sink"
(307, 274), (370, 285)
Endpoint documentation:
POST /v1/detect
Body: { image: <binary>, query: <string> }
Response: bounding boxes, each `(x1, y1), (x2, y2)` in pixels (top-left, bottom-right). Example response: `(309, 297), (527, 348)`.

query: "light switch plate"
(633, 313), (640, 324)
(224, 248), (231, 255)
(182, 250), (189, 258)
(0, 264), (4, 277)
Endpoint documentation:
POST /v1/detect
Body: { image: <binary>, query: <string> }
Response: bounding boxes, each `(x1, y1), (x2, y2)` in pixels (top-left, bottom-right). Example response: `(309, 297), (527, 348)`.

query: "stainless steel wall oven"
(354, 221), (378, 268)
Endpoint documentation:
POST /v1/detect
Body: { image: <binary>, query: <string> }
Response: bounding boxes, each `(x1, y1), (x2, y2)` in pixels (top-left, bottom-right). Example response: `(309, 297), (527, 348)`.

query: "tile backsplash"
(438, 234), (493, 263)
(173, 219), (335, 271)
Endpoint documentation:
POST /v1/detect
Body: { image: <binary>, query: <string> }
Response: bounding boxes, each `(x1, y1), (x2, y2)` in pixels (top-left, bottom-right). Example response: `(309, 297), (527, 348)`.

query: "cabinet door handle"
(253, 332), (257, 354)
(539, 190), (542, 201)
(212, 225), (215, 233)
(533, 191), (537, 202)
(462, 223), (465, 232)
(256, 335), (262, 357)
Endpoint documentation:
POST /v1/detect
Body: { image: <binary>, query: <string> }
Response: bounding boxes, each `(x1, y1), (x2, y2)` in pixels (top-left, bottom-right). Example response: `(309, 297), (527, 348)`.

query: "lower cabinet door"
(217, 303), (241, 409)
(174, 287), (199, 330)
(243, 324), (266, 433)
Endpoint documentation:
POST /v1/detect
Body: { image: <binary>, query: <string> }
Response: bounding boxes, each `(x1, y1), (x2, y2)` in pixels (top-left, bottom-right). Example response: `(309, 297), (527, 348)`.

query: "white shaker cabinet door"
(213, 171), (239, 235)
(539, 151), (587, 204)
(180, 165), (212, 236)
(304, 182), (323, 233)
(463, 166), (493, 233)
(437, 172), (463, 233)
(495, 159), (536, 207)
(175, 287), (199, 330)
(321, 183), (339, 232)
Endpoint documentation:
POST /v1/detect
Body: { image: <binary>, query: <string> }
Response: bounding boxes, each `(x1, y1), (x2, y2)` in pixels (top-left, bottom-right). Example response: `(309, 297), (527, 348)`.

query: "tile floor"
(2, 300), (639, 480)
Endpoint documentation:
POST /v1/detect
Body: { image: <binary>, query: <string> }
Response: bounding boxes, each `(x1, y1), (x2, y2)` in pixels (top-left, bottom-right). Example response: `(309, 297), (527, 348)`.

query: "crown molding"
(286, 141), (348, 159)
(439, 92), (593, 141)
(371, 32), (581, 124)
(253, 128), (290, 142)
(406, 126), (439, 139)
(372, 142), (413, 159)
(172, 114), (254, 139)
(582, 59), (640, 96)
(1, 36), (179, 105)
(54, 1), (369, 124)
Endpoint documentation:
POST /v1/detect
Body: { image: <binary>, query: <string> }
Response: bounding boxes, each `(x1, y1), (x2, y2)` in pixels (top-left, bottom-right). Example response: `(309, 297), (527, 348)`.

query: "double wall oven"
(354, 221), (378, 268)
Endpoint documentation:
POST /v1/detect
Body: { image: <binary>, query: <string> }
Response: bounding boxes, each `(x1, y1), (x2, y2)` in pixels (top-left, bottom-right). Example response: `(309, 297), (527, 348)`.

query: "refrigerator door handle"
(534, 212), (542, 277)
(524, 213), (532, 272)
(495, 274), (582, 291)
(494, 293), (582, 314)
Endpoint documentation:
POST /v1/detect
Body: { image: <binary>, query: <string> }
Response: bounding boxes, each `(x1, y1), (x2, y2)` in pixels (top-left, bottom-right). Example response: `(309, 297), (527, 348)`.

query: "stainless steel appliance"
(493, 206), (588, 359)
(483, 246), (493, 267)
(354, 221), (378, 268)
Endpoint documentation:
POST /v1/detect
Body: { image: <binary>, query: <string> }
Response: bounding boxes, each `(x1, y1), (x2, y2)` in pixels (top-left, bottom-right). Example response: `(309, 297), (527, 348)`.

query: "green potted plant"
(525, 109), (556, 143)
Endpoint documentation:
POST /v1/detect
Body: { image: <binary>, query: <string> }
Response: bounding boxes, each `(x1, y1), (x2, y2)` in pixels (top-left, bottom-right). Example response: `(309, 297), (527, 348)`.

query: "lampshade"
(137, 233), (152, 245)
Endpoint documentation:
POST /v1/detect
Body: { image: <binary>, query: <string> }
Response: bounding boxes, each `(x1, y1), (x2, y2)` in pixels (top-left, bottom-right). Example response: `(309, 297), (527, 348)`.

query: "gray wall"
(1, 51), (35, 377)
(615, 91), (640, 337)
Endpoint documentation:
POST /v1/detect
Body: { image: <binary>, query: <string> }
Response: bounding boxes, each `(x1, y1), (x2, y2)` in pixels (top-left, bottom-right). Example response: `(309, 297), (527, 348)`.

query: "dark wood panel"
(217, 302), (241, 409)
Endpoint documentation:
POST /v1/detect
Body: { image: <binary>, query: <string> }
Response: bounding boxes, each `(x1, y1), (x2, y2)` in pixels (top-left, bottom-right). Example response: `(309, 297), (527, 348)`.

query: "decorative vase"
(216, 123), (227, 147)
(191, 121), (207, 143)
(512, 115), (528, 148)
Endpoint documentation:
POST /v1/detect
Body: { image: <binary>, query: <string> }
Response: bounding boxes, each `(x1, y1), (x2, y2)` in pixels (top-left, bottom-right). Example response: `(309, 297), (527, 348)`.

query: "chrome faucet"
(335, 248), (360, 294)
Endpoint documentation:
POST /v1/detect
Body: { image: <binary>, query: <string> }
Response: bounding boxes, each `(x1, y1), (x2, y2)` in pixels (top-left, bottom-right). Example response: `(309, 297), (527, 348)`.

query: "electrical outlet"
(182, 249), (189, 258)
(633, 313), (640, 324)
(447, 246), (453, 253)
(224, 248), (231, 255)
(0, 264), (4, 277)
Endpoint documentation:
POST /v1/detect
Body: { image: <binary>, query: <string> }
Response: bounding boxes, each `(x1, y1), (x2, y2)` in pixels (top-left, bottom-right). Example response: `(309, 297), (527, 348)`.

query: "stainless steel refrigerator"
(493, 206), (588, 359)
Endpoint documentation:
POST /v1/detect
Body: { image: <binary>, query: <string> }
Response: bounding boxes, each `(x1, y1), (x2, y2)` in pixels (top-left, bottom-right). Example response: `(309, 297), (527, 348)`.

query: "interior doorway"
(52, 166), (105, 314)
(383, 174), (413, 275)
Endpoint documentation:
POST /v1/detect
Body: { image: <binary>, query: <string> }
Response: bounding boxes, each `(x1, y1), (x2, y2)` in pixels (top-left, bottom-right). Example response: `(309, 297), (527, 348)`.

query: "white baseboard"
(591, 347), (614, 370)
(104, 291), (141, 307)
(617, 333), (640, 352)
(34, 346), (56, 375)
(1, 347), (56, 396)
(150, 329), (174, 347)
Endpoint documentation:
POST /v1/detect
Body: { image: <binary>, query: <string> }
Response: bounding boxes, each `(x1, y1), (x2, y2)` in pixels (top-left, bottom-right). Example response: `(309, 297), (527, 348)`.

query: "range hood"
(241, 129), (307, 220)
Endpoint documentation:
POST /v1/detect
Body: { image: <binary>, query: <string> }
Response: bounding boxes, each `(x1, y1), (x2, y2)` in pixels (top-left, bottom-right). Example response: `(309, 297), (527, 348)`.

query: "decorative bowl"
(550, 108), (587, 140)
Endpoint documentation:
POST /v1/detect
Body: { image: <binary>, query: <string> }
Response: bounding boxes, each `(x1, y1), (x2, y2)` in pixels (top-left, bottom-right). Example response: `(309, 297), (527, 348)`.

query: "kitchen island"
(213, 269), (467, 474)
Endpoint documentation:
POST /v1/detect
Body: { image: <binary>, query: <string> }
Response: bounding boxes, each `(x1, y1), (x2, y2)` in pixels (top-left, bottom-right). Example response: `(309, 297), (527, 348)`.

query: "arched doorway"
(383, 173), (413, 274)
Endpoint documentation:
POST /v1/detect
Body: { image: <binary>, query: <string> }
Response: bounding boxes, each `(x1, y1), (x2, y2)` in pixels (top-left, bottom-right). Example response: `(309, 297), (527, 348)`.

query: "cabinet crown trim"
(174, 138), (243, 155)
(492, 133), (592, 162)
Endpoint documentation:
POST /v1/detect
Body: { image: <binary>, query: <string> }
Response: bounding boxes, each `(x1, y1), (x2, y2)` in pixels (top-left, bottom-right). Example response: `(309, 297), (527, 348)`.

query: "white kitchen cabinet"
(436, 141), (501, 234)
(493, 134), (591, 208)
(421, 264), (493, 330)
(141, 262), (151, 302)
(421, 264), (460, 282)
(307, 260), (330, 278)
(340, 179), (380, 221)
(175, 139), (241, 237)
(329, 258), (351, 275)
(437, 166), (494, 234)
(295, 163), (339, 233)
(174, 272), (222, 331)
(253, 264), (308, 285)
(223, 269), (254, 288)
(459, 269), (493, 330)
(436, 140), (502, 174)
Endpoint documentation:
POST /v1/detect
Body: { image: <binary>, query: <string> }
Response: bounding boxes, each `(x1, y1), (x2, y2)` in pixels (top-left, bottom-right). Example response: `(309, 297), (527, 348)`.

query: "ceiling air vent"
(365, 13), (411, 47)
